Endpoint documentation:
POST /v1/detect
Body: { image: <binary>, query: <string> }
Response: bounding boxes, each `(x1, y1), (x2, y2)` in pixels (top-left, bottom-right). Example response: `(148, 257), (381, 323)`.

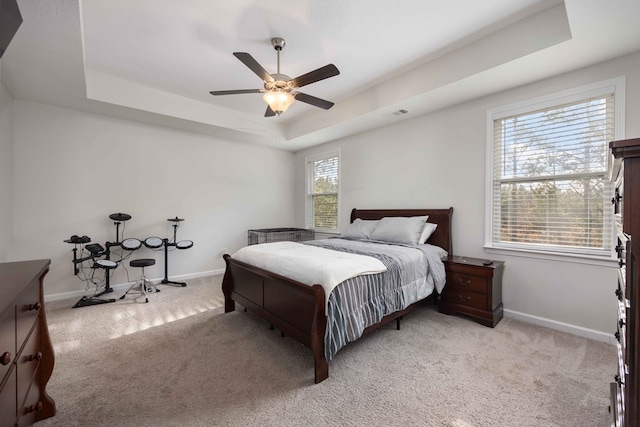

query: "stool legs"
(144, 276), (159, 295)
(120, 266), (158, 303)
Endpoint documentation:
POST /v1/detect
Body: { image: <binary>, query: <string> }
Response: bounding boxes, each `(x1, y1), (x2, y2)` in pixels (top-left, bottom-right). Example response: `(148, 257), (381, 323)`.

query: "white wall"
(0, 80), (13, 263)
(295, 51), (640, 340)
(10, 100), (295, 298)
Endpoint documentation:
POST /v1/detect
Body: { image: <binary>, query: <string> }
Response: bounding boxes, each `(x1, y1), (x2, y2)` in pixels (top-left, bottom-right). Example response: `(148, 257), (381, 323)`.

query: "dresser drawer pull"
(619, 259), (625, 268)
(457, 278), (472, 286)
(615, 331), (621, 342)
(615, 374), (624, 386)
(612, 189), (622, 204)
(615, 288), (623, 300)
(0, 351), (10, 365)
(458, 294), (471, 302)
(619, 319), (626, 328)
(27, 302), (41, 311)
(27, 351), (43, 362)
(24, 401), (43, 414)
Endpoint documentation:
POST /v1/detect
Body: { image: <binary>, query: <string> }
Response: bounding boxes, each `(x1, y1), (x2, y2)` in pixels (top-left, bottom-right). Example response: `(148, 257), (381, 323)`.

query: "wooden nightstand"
(439, 255), (504, 327)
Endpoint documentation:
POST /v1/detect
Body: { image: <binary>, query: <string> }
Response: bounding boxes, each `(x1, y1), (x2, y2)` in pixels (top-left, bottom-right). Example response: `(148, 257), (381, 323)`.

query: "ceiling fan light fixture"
(263, 90), (295, 115)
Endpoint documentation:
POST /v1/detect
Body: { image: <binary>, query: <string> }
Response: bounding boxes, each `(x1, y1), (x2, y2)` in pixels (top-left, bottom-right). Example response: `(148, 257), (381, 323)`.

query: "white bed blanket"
(231, 241), (387, 306)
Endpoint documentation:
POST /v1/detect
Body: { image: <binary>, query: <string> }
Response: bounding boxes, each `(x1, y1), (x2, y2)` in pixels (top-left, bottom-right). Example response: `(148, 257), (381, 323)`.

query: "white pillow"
(342, 219), (379, 240)
(370, 216), (427, 245)
(418, 222), (438, 244)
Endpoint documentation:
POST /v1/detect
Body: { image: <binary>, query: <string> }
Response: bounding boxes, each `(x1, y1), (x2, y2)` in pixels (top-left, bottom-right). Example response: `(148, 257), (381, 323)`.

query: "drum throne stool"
(120, 258), (159, 303)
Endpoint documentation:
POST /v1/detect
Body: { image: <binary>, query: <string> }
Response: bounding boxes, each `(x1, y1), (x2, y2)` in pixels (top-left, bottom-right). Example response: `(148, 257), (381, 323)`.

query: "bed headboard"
(350, 207), (454, 254)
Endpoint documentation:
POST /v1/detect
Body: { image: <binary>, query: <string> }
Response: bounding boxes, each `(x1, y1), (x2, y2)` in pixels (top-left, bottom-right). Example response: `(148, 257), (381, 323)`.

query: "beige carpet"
(36, 275), (614, 427)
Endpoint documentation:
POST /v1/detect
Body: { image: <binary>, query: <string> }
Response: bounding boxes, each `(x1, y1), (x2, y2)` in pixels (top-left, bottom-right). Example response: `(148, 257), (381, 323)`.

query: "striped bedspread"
(303, 238), (447, 362)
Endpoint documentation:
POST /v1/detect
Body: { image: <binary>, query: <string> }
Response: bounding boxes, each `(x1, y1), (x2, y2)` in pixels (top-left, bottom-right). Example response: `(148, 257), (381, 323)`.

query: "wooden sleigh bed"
(221, 208), (453, 383)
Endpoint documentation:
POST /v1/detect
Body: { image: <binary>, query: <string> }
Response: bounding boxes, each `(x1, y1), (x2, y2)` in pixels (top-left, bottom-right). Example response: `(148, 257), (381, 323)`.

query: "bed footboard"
(222, 254), (328, 383)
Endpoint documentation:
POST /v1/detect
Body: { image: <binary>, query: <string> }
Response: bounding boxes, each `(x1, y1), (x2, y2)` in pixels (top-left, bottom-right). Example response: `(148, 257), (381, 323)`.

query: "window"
(486, 78), (625, 258)
(305, 151), (339, 233)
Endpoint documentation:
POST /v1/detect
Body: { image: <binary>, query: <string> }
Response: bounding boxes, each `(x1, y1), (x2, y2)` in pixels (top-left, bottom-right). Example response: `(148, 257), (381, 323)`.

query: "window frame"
(305, 149), (340, 234)
(484, 77), (626, 264)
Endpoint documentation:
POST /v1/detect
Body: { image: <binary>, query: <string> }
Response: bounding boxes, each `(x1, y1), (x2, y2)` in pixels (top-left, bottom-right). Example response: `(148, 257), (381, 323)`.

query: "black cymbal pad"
(109, 212), (132, 221)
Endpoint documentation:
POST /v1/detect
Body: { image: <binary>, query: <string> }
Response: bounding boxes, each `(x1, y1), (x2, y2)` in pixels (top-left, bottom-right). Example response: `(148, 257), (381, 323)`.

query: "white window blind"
(306, 153), (339, 232)
(490, 92), (615, 257)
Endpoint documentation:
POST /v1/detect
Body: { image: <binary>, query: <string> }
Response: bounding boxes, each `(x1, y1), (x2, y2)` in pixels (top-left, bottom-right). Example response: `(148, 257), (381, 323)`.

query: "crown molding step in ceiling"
(1, 0), (639, 150)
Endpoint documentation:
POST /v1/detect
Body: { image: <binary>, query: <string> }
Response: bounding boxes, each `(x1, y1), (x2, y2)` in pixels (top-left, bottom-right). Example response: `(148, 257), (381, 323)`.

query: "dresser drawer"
(0, 368), (17, 427)
(610, 382), (623, 427)
(17, 374), (42, 427)
(0, 308), (15, 383)
(442, 289), (487, 310)
(17, 325), (40, 403)
(15, 280), (40, 353)
(447, 272), (488, 294)
(616, 318), (627, 360)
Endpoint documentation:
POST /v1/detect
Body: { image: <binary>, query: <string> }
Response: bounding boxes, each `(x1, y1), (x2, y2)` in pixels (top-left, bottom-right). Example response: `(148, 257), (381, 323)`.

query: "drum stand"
(161, 217), (188, 287)
(71, 242), (119, 308)
(70, 213), (130, 308)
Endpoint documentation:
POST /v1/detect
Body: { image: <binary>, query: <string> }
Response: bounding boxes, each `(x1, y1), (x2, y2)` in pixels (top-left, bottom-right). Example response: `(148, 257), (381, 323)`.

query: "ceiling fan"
(209, 37), (340, 117)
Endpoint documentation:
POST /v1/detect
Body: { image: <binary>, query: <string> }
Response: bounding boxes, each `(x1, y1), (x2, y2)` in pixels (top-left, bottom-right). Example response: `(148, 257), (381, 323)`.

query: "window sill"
(484, 245), (619, 267)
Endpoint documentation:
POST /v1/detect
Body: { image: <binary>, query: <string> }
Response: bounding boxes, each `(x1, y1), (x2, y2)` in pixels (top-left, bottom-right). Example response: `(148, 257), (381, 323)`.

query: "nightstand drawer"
(442, 289), (487, 310)
(447, 272), (488, 294)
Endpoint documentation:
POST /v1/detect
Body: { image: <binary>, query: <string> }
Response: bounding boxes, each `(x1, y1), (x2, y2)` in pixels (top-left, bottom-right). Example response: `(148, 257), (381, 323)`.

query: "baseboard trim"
(44, 269), (225, 303)
(504, 308), (616, 346)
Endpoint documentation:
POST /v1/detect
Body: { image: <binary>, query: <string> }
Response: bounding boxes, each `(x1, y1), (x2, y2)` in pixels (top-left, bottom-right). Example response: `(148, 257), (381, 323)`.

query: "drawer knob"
(619, 319), (626, 328)
(27, 302), (41, 311)
(615, 331), (620, 342)
(615, 288), (623, 299)
(458, 294), (471, 302)
(457, 278), (472, 286)
(24, 401), (43, 414)
(0, 351), (10, 365)
(612, 190), (622, 204)
(27, 351), (43, 362)
(615, 374), (624, 386)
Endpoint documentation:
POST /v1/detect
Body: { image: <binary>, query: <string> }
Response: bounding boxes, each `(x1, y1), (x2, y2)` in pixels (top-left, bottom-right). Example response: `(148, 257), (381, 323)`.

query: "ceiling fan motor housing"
(265, 73), (294, 92)
(271, 37), (285, 51)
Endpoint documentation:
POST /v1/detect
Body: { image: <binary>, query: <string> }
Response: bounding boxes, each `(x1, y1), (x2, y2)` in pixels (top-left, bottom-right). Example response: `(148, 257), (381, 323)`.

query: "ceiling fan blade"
(209, 89), (262, 96)
(290, 64), (339, 88)
(265, 106), (276, 117)
(233, 52), (274, 82)
(294, 92), (334, 110)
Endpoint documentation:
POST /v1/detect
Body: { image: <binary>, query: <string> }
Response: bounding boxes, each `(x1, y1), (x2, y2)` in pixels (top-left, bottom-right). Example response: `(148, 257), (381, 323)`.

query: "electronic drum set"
(64, 213), (193, 308)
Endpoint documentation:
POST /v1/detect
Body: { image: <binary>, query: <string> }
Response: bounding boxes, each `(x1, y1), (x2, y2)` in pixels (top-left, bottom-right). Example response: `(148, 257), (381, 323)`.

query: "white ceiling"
(2, 0), (640, 151)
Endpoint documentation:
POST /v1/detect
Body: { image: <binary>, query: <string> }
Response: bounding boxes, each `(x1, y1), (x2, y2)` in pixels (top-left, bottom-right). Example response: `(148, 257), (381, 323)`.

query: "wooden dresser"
(439, 256), (504, 327)
(610, 138), (640, 427)
(0, 259), (56, 426)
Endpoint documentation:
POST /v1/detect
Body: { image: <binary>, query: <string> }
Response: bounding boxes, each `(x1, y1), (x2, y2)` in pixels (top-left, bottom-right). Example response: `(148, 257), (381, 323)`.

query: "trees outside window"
(487, 79), (624, 258)
(306, 152), (339, 232)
